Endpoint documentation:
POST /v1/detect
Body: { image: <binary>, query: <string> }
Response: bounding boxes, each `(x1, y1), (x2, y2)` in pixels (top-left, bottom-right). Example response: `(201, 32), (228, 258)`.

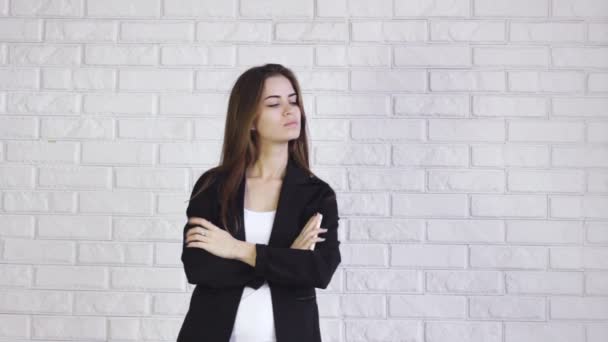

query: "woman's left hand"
(185, 217), (239, 260)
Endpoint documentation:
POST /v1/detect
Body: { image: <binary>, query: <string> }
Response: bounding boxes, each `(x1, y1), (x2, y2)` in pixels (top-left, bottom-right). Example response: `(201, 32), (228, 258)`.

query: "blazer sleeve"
(181, 171), (260, 289)
(252, 186), (342, 289)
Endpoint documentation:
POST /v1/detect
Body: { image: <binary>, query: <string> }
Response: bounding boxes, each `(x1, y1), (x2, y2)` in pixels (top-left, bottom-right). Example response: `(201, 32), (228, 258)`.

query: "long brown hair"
(187, 63), (313, 236)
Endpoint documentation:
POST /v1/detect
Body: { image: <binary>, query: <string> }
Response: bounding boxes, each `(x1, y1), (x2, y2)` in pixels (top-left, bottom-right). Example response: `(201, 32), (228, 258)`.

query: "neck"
(247, 150), (289, 182)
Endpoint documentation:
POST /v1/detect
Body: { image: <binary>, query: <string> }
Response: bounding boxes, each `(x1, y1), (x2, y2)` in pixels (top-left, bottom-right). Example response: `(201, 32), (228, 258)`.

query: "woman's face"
(253, 75), (301, 143)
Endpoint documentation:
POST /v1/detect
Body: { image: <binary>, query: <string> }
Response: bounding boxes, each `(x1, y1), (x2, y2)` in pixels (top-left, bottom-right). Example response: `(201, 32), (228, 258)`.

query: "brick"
(474, 46), (548, 67)
(428, 321), (501, 342)
(389, 294), (466, 318)
(79, 190), (153, 214)
(352, 118), (425, 141)
(508, 71), (585, 92)
(41, 117), (114, 139)
(120, 21), (194, 42)
(505, 271), (583, 294)
(506, 220), (583, 244)
(504, 322), (584, 342)
(38, 214), (111, 239)
(350, 70), (426, 92)
(0, 18), (41, 41)
(0, 289), (71, 313)
(509, 120), (585, 143)
(275, 22), (348, 42)
(119, 69), (192, 91)
(551, 297), (608, 319)
(317, 45), (391, 66)
(431, 20), (505, 41)
(429, 118), (505, 141)
(394, 94), (469, 116)
(87, 0), (160, 17)
(3, 238), (75, 263)
(75, 291), (148, 315)
(45, 20), (116, 41)
(42, 68), (116, 90)
(426, 270), (502, 293)
(510, 22), (585, 42)
(345, 269), (419, 292)
(0, 68), (38, 89)
(394, 144), (469, 166)
(552, 47), (608, 68)
(428, 169), (505, 192)
(472, 194), (547, 218)
(7, 92), (79, 114)
(34, 265), (108, 289)
(351, 21), (427, 42)
(472, 144), (549, 167)
(163, 0), (234, 17)
(473, 95), (547, 117)
(239, 0), (313, 18)
(391, 244), (467, 267)
(161, 45), (233, 66)
(11, 0), (83, 16)
(471, 245), (547, 269)
(553, 0), (608, 17)
(475, 0), (548, 17)
(470, 296), (545, 319)
(32, 315), (105, 340)
(395, 46), (471, 67)
(348, 218), (424, 242)
(427, 219), (504, 243)
(431, 70), (505, 91)
(395, 0), (470, 17)
(85, 44), (157, 65)
(10, 44), (80, 66)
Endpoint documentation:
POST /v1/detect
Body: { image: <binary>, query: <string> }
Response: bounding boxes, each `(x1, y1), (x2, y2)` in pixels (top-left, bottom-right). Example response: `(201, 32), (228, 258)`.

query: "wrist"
(234, 240), (256, 267)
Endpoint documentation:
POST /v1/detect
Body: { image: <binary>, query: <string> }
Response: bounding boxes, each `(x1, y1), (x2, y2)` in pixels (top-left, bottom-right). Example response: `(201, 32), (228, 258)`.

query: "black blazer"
(176, 156), (342, 342)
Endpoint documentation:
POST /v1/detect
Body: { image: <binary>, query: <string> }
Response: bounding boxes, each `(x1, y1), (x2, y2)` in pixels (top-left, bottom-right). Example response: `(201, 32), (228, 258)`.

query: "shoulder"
(306, 174), (337, 202)
(190, 168), (221, 200)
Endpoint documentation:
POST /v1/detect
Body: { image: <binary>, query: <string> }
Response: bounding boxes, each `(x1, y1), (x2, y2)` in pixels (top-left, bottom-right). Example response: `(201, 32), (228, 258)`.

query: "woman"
(176, 63), (342, 342)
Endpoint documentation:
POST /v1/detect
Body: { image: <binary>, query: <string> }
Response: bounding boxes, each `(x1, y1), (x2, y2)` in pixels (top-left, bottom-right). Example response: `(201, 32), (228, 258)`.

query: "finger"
(300, 215), (317, 236)
(187, 217), (219, 230)
(186, 226), (212, 238)
(303, 214), (322, 236)
(185, 232), (210, 243)
(307, 227), (328, 239)
(187, 217), (207, 226)
(186, 241), (207, 249)
(306, 228), (324, 240)
(302, 213), (322, 235)
(186, 227), (213, 241)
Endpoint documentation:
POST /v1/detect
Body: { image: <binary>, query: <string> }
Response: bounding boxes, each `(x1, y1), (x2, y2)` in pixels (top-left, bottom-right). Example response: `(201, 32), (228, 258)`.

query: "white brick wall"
(0, 0), (607, 341)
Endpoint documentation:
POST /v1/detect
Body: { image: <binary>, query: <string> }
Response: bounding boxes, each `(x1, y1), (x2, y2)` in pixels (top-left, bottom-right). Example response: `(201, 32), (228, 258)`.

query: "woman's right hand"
(290, 213), (328, 250)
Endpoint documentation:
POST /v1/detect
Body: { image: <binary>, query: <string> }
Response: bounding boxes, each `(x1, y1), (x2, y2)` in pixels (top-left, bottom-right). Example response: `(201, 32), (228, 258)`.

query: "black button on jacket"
(176, 156), (342, 342)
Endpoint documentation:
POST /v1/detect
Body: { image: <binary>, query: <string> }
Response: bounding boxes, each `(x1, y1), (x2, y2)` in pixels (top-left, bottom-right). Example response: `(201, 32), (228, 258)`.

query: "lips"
(284, 120), (299, 127)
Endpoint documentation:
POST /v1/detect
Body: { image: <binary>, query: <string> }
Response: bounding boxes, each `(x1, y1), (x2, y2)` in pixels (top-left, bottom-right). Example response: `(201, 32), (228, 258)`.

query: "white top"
(229, 208), (277, 342)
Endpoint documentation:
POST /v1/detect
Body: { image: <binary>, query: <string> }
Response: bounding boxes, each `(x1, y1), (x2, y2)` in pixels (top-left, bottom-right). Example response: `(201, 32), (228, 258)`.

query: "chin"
(282, 133), (300, 142)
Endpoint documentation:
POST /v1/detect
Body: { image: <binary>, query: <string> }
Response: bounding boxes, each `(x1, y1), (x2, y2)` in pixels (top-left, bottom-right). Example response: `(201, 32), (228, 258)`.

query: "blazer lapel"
(233, 156), (318, 246)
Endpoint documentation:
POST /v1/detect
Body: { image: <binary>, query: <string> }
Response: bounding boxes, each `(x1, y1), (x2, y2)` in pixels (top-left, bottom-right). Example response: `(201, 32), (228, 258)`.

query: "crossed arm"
(180, 174), (341, 290)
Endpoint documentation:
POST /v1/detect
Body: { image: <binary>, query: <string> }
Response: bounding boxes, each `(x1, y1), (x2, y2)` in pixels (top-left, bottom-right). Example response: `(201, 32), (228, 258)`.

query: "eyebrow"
(263, 93), (297, 100)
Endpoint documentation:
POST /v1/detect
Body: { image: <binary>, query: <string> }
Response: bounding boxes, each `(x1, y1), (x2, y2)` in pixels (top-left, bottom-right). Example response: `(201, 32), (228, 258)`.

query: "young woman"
(176, 63), (342, 342)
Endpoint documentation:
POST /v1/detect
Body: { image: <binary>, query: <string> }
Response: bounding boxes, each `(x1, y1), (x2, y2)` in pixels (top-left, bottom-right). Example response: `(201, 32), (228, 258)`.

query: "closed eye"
(268, 102), (298, 107)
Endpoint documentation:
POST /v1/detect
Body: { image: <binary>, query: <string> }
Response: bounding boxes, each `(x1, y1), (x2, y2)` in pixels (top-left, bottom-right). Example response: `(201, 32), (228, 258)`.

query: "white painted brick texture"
(0, 0), (607, 341)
